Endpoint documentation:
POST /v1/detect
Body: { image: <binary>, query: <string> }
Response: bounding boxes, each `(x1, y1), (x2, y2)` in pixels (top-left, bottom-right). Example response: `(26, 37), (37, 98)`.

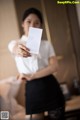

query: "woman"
(8, 8), (65, 120)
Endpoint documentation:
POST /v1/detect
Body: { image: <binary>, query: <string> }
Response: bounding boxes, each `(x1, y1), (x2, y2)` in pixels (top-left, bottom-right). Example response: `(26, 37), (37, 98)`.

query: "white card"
(26, 27), (43, 54)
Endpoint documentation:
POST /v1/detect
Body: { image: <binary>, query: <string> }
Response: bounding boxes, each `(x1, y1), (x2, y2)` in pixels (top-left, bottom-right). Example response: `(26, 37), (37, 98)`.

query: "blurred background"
(0, 0), (80, 110)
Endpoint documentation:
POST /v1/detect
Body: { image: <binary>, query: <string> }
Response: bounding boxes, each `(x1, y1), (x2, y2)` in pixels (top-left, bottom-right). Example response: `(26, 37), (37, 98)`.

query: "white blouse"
(8, 35), (55, 74)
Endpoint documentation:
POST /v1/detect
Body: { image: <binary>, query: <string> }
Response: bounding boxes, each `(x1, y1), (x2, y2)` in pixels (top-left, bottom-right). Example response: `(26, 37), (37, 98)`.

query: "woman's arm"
(20, 56), (59, 81)
(34, 56), (59, 79)
(8, 40), (31, 57)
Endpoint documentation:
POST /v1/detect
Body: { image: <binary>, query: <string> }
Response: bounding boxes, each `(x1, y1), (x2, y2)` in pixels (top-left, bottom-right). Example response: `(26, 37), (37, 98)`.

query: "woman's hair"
(22, 8), (43, 24)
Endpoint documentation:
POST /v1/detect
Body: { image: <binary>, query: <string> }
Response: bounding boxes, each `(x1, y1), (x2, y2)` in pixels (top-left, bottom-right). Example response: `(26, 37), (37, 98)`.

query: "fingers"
(17, 44), (31, 57)
(18, 73), (26, 81)
(18, 44), (30, 52)
(18, 50), (31, 57)
(20, 74), (32, 81)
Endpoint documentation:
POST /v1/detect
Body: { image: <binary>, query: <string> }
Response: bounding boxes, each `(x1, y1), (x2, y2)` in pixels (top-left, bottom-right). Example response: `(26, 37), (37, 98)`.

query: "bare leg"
(32, 113), (44, 120)
(25, 115), (30, 120)
(25, 113), (44, 120)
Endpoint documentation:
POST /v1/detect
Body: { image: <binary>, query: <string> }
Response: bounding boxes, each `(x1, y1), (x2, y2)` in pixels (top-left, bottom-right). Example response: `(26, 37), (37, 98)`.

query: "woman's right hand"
(13, 43), (31, 57)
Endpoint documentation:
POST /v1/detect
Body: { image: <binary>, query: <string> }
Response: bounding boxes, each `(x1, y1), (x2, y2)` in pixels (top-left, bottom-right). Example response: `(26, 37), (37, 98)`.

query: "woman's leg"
(25, 115), (31, 120)
(25, 113), (44, 120)
(31, 113), (44, 120)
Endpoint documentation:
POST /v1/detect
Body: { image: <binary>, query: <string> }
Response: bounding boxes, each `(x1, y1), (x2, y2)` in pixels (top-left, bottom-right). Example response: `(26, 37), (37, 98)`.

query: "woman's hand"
(13, 43), (31, 57)
(18, 73), (35, 81)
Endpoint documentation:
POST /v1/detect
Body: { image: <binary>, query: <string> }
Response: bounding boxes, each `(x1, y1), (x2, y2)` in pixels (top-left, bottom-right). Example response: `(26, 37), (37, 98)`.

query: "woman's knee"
(31, 113), (44, 120)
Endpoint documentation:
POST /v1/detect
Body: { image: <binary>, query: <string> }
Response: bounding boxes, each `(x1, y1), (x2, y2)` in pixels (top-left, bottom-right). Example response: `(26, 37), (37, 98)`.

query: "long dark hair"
(22, 8), (43, 24)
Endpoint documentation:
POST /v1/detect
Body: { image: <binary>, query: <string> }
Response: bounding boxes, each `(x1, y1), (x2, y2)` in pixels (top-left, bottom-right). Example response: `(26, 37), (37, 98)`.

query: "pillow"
(0, 82), (11, 99)
(8, 76), (22, 98)
(0, 76), (22, 98)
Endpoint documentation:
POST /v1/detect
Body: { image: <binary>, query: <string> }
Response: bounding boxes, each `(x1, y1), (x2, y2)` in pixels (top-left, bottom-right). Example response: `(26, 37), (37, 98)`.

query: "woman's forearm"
(34, 63), (58, 79)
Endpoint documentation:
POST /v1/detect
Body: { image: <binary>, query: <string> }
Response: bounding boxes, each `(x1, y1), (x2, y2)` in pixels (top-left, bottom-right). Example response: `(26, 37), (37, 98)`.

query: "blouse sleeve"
(8, 40), (17, 53)
(47, 41), (56, 57)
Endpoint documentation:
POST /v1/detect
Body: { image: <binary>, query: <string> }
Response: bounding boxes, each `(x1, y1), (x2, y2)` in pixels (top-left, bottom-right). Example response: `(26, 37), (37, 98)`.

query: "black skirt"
(25, 74), (65, 114)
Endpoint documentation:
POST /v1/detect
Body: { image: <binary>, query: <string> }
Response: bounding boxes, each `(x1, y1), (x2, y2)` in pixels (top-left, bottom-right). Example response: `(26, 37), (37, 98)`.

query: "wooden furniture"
(65, 95), (80, 119)
(44, 96), (80, 119)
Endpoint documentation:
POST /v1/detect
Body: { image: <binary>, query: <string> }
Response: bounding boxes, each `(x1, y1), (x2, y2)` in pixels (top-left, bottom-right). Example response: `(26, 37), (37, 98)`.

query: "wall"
(0, 0), (20, 79)
(41, 1), (79, 88)
(76, 0), (80, 27)
(75, 4), (80, 77)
